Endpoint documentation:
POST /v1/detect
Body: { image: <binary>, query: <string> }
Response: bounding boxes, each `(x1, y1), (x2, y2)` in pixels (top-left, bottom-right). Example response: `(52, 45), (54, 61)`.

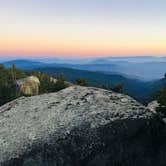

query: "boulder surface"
(0, 86), (166, 166)
(16, 76), (40, 96)
(147, 100), (159, 112)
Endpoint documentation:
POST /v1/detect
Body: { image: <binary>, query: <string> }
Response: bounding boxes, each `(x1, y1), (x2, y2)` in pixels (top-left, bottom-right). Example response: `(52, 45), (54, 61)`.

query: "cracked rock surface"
(0, 86), (166, 166)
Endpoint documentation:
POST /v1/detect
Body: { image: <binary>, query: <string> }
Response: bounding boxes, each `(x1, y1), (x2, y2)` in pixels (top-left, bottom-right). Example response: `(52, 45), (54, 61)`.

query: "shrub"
(76, 78), (88, 86)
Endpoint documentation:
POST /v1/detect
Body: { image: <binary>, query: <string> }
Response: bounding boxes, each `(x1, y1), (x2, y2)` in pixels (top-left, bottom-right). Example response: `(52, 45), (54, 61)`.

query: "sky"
(0, 0), (166, 57)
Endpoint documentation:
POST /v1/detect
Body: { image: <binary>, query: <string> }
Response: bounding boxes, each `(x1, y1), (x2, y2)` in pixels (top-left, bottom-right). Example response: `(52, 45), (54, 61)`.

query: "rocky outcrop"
(16, 76), (40, 96)
(147, 100), (159, 112)
(0, 86), (166, 166)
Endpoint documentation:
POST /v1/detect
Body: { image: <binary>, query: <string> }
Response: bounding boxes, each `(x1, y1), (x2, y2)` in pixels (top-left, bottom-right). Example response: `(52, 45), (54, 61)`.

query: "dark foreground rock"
(0, 86), (166, 166)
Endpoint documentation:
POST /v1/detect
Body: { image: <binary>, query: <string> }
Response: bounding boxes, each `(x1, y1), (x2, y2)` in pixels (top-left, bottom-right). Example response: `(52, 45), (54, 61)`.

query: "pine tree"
(156, 74), (166, 116)
(55, 73), (67, 91)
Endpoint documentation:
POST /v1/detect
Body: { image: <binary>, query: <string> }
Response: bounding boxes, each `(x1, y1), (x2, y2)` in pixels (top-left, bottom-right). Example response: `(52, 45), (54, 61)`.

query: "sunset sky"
(0, 0), (166, 57)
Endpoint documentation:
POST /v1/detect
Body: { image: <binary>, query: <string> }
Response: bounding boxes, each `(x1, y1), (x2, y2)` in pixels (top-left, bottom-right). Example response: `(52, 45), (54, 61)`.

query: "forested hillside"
(0, 65), (68, 106)
(0, 63), (165, 106)
(0, 65), (26, 105)
(37, 67), (165, 104)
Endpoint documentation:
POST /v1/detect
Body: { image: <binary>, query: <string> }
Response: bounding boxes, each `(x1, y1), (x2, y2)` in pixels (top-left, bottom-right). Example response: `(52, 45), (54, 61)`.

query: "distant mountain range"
(1, 58), (166, 104)
(3, 60), (48, 69)
(2, 58), (166, 80)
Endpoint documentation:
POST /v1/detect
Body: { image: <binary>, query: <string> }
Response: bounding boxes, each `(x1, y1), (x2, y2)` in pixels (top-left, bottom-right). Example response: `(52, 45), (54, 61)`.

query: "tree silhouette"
(156, 74), (166, 116)
(76, 78), (88, 86)
(112, 83), (124, 93)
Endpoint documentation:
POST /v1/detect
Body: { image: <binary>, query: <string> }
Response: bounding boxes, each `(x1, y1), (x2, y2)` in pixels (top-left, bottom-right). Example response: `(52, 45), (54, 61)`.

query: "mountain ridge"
(2, 58), (166, 80)
(1, 59), (165, 104)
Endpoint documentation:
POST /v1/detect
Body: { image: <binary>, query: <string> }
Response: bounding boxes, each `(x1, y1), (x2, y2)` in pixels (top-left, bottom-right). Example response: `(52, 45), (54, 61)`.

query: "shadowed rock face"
(0, 86), (166, 166)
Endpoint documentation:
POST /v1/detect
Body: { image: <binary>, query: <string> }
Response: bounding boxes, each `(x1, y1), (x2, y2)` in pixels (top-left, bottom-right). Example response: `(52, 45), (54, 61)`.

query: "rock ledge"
(0, 86), (166, 166)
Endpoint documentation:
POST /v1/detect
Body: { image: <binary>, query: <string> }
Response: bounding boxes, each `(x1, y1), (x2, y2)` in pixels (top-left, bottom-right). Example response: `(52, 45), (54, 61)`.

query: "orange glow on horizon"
(1, 47), (166, 57)
(0, 35), (166, 57)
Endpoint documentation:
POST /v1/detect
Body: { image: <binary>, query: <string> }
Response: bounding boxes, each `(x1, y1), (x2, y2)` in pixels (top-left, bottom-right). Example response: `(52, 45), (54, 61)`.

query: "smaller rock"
(121, 98), (128, 103)
(147, 100), (159, 113)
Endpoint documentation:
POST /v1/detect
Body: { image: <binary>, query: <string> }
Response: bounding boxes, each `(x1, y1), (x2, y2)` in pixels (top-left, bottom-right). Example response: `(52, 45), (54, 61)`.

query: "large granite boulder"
(16, 76), (40, 96)
(0, 86), (166, 166)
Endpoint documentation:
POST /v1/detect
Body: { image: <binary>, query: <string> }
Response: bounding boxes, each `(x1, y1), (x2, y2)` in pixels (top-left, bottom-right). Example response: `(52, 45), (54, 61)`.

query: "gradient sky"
(0, 0), (166, 57)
